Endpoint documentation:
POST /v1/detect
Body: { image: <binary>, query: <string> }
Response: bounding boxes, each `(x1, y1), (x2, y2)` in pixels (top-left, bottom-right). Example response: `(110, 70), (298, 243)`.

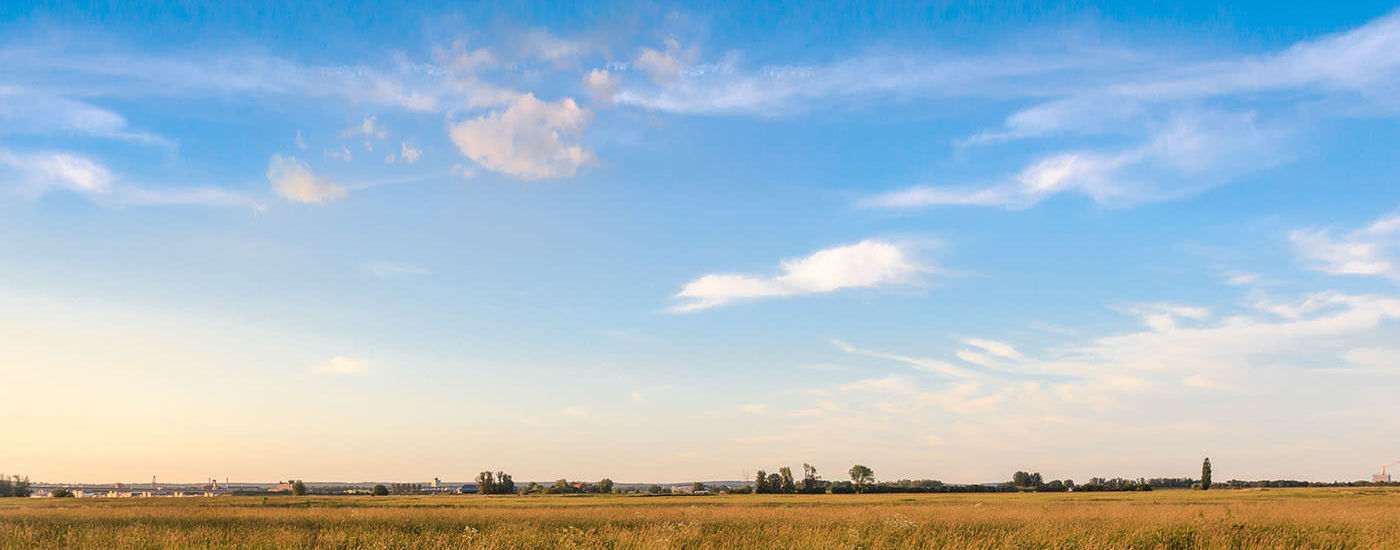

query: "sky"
(4, 0), (1400, 485)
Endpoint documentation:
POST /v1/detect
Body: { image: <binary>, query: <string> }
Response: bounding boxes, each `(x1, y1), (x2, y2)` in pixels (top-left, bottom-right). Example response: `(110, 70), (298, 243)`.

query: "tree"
(754, 470), (769, 494)
(371, 484), (389, 496)
(598, 478), (615, 494)
(496, 472), (515, 494)
(849, 465), (874, 493)
(552, 479), (572, 494)
(779, 467), (796, 494)
(1201, 458), (1212, 491)
(692, 482), (706, 493)
(291, 480), (306, 496)
(801, 463), (823, 493)
(1012, 471), (1035, 488)
(476, 471), (496, 494)
(51, 488), (74, 498)
(767, 473), (783, 494)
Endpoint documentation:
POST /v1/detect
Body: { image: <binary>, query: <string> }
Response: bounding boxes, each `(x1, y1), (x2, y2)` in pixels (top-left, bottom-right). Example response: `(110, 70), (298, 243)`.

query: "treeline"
(1220, 479), (1400, 489)
(475, 472), (515, 495)
(0, 475), (32, 498)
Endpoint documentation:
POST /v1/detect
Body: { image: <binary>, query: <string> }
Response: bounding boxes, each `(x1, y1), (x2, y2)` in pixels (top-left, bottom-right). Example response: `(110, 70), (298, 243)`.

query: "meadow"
(3, 488), (1399, 549)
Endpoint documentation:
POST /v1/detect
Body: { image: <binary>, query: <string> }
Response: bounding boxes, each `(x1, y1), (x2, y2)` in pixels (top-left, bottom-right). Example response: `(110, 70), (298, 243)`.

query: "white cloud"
(634, 39), (689, 84)
(840, 375), (918, 395)
(834, 339), (976, 379)
(1341, 347), (1400, 370)
(583, 69), (620, 106)
(672, 240), (927, 312)
(1292, 213), (1400, 280)
(448, 93), (593, 179)
(325, 146), (352, 161)
(267, 154), (346, 203)
(343, 116), (388, 147)
(312, 356), (371, 376)
(399, 142), (422, 164)
(0, 150), (113, 194)
(1225, 271), (1262, 286)
(962, 338), (1023, 361)
(739, 403), (769, 414)
(295, 130), (307, 150)
(1, 148), (253, 208)
(361, 262), (429, 277)
(561, 406), (588, 416)
(863, 110), (1286, 209)
(0, 86), (169, 145)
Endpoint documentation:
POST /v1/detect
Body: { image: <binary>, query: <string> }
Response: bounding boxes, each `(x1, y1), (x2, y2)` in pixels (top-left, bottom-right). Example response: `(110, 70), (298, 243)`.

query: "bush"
(51, 488), (73, 498)
(372, 485), (389, 496)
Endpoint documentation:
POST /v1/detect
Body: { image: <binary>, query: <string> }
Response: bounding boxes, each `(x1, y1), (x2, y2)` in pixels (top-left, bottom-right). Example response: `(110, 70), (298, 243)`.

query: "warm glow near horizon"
(5, 1), (1400, 487)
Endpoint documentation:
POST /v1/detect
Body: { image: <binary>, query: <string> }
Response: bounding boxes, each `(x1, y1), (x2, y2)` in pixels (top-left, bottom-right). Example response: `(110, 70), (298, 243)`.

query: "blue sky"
(5, 1), (1400, 484)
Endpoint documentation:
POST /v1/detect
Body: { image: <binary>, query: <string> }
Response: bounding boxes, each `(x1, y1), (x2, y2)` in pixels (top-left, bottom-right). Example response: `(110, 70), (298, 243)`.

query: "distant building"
(1374, 473), (1391, 483)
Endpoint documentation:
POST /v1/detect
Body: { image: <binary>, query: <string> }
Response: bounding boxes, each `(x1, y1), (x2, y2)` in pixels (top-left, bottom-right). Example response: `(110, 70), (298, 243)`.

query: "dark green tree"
(692, 481), (706, 492)
(1012, 471), (1033, 488)
(291, 480), (306, 496)
(1201, 458), (1212, 491)
(496, 472), (515, 494)
(371, 484), (389, 496)
(476, 471), (497, 495)
(801, 463), (823, 493)
(849, 465), (874, 493)
(779, 467), (797, 494)
(598, 478), (615, 494)
(754, 470), (769, 493)
(51, 488), (74, 498)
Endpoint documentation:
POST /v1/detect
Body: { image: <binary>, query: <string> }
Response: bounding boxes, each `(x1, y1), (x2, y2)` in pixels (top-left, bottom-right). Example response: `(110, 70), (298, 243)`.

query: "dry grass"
(3, 487), (1399, 548)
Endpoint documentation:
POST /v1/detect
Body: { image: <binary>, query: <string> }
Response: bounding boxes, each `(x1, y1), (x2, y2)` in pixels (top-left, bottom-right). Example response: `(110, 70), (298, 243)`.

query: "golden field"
(3, 488), (1399, 549)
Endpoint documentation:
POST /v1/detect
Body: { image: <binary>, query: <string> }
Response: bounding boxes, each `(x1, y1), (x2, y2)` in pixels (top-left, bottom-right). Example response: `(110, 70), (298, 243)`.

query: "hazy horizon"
(5, 1), (1400, 485)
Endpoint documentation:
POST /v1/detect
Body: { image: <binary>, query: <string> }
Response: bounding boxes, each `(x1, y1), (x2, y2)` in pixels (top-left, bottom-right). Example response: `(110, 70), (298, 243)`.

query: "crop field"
(3, 488), (1399, 549)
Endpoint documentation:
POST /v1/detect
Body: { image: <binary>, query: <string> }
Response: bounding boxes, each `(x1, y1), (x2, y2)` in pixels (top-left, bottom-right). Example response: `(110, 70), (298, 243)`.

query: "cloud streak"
(672, 240), (927, 312)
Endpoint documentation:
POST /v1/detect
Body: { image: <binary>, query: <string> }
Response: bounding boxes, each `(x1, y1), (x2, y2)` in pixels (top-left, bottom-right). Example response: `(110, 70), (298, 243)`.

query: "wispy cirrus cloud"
(0, 147), (254, 207)
(853, 10), (1400, 210)
(1292, 211), (1400, 281)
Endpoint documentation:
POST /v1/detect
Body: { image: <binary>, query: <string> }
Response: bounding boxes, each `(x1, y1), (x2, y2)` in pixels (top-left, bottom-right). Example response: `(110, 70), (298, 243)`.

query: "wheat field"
(3, 488), (1399, 549)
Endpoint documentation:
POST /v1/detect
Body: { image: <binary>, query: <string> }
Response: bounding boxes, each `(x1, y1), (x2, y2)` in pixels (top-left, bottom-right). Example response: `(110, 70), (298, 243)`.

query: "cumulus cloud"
(1292, 212), (1400, 280)
(448, 93), (593, 179)
(672, 240), (928, 312)
(634, 39), (689, 84)
(267, 154), (346, 203)
(312, 356), (371, 375)
(399, 142), (422, 164)
(583, 69), (620, 106)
